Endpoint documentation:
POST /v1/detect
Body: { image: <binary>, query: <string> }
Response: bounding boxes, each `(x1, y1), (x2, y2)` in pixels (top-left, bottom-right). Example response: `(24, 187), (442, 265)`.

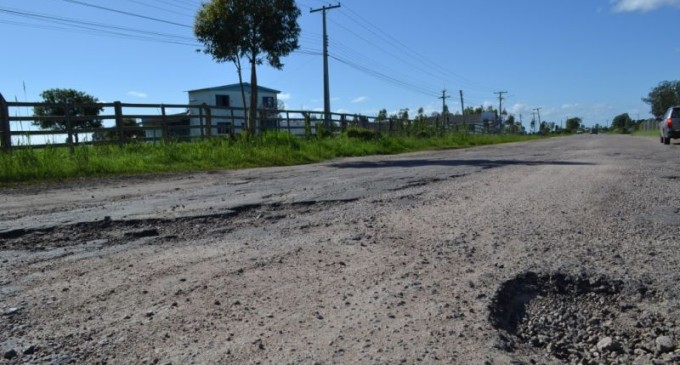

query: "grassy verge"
(0, 131), (541, 184)
(632, 129), (658, 137)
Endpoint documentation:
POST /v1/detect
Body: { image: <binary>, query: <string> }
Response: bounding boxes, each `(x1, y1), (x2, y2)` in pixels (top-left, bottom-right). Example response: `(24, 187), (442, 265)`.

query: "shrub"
(346, 127), (376, 141)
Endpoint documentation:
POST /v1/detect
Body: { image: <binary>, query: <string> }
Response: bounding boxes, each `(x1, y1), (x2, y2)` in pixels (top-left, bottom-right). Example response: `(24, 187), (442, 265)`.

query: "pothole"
(490, 272), (679, 365)
(0, 200), (353, 251)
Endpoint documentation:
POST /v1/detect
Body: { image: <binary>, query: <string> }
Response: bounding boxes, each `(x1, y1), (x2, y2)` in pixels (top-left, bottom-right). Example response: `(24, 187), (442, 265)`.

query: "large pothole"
(0, 200), (352, 251)
(490, 272), (680, 365)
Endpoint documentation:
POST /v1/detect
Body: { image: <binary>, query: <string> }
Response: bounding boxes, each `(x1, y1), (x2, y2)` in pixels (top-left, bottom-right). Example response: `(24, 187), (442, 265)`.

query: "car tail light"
(668, 118), (673, 128)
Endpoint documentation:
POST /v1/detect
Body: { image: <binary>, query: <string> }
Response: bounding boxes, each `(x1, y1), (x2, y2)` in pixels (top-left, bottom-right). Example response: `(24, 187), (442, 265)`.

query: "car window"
(672, 108), (680, 118)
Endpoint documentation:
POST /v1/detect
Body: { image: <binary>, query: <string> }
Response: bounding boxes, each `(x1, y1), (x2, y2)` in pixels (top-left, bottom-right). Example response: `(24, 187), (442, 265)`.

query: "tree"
(376, 108), (387, 122)
(33, 88), (103, 144)
(612, 113), (633, 131)
(194, 0), (301, 135)
(643, 80), (680, 118)
(565, 117), (582, 132)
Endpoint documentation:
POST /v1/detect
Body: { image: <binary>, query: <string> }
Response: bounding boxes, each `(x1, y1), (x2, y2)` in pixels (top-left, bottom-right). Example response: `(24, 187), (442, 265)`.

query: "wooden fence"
(0, 93), (489, 151)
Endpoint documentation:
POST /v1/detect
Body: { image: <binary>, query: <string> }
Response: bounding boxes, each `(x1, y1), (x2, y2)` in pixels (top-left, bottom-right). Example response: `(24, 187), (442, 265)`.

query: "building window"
(216, 94), (230, 107)
(262, 96), (275, 109)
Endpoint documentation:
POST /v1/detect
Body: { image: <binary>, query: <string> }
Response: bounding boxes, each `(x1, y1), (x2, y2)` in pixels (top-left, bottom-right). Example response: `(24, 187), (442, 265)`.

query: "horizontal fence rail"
(0, 93), (501, 151)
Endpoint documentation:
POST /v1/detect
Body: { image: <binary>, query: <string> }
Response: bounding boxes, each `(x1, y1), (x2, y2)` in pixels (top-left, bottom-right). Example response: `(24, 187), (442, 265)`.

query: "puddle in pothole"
(489, 272), (679, 365)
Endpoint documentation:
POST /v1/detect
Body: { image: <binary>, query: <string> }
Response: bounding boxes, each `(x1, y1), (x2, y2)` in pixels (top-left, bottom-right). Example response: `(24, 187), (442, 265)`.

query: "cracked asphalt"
(1, 134), (680, 364)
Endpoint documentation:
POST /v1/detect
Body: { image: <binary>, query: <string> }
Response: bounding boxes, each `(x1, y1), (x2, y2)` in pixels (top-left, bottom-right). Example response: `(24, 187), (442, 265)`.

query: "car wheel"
(661, 136), (665, 143)
(664, 137), (671, 145)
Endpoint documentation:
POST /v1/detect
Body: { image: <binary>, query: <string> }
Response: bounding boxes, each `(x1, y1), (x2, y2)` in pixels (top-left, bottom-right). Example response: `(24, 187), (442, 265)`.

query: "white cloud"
(351, 96), (368, 103)
(510, 103), (530, 115)
(127, 91), (147, 98)
(278, 93), (291, 101)
(561, 103), (580, 109)
(612, 0), (680, 12)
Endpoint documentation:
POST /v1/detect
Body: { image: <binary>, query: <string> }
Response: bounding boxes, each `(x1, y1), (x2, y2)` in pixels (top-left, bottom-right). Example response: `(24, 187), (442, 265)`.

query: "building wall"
(188, 88), (278, 136)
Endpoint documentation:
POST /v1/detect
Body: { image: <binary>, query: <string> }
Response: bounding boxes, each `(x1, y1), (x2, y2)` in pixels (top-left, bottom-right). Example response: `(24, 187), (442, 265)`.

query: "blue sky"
(2, 0), (680, 129)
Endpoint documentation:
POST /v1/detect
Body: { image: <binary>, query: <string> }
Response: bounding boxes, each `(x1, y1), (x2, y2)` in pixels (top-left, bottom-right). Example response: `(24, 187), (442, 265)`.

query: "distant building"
(141, 114), (190, 141)
(187, 83), (280, 136)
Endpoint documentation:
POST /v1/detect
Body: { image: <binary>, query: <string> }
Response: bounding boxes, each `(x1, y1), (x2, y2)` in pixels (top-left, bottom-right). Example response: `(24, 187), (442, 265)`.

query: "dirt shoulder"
(2, 135), (680, 364)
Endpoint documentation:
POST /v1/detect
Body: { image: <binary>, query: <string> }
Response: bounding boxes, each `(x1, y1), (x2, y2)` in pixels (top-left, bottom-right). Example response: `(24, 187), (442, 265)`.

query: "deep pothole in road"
(489, 272), (680, 365)
(0, 199), (353, 251)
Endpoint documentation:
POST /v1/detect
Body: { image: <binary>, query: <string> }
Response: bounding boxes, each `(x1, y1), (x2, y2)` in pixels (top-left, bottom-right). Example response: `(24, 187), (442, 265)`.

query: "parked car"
(590, 127), (598, 134)
(659, 106), (680, 145)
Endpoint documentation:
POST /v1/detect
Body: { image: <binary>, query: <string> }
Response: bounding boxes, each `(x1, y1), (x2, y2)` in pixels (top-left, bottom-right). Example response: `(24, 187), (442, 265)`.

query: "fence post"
(114, 101), (124, 146)
(286, 111), (291, 135)
(0, 93), (11, 151)
(66, 100), (75, 155)
(340, 114), (347, 132)
(230, 108), (235, 137)
(161, 105), (169, 141)
(203, 103), (211, 138)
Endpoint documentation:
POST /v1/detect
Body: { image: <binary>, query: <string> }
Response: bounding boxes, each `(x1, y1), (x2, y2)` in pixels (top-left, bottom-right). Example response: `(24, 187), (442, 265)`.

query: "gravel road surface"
(2, 135), (680, 365)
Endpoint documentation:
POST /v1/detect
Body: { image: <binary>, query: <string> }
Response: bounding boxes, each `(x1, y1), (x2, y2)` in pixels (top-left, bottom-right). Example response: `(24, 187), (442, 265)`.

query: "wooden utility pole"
(494, 91), (507, 128)
(459, 90), (465, 115)
(311, 3), (341, 130)
(439, 90), (451, 131)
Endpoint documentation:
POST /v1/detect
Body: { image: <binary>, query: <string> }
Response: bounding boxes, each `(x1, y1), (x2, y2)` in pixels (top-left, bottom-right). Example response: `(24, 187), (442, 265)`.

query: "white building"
(187, 83), (280, 136)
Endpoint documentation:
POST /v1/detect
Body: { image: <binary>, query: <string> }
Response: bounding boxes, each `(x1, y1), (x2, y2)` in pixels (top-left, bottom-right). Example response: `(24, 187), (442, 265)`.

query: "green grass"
(632, 129), (659, 137)
(0, 132), (541, 185)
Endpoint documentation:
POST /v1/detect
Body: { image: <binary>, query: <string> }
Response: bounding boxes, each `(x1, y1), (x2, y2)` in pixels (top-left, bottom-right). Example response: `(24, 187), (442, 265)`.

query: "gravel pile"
(491, 272), (680, 365)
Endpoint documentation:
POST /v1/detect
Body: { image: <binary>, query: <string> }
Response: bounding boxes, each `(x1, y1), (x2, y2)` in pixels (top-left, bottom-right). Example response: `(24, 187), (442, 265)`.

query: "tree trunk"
(235, 58), (247, 135)
(249, 59), (258, 135)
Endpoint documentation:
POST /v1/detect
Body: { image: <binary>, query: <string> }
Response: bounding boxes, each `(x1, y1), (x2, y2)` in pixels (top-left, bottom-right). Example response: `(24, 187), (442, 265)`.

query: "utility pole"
(534, 107), (542, 129)
(311, 3), (341, 130)
(439, 89), (451, 129)
(459, 90), (465, 115)
(494, 91), (507, 130)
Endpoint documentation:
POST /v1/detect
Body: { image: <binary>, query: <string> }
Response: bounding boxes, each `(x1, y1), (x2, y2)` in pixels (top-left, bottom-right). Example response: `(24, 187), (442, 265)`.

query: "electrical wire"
(0, 6), (198, 46)
(61, 0), (192, 28)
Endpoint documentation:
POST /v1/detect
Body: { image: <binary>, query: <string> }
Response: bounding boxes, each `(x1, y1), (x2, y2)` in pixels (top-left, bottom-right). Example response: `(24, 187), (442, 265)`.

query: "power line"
(340, 4), (494, 93)
(330, 55), (439, 98)
(0, 6), (197, 45)
(120, 0), (193, 18)
(61, 0), (192, 28)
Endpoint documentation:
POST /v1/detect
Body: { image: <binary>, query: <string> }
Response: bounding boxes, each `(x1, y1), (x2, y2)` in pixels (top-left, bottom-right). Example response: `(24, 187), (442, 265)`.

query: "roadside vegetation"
(0, 130), (539, 184)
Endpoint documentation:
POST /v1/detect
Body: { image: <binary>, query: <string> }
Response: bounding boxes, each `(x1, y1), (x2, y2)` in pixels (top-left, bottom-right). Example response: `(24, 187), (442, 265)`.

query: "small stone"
(145, 311), (155, 318)
(4, 307), (20, 316)
(3, 349), (17, 359)
(656, 336), (675, 353)
(597, 337), (622, 352)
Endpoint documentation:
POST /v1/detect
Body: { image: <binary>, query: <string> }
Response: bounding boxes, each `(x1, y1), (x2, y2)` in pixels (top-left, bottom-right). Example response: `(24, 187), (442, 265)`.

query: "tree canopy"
(565, 117), (582, 132)
(33, 88), (103, 143)
(194, 0), (301, 135)
(643, 80), (680, 118)
(612, 113), (633, 130)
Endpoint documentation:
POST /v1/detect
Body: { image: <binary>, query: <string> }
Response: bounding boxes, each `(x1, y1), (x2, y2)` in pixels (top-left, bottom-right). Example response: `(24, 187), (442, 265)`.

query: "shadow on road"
(331, 159), (595, 169)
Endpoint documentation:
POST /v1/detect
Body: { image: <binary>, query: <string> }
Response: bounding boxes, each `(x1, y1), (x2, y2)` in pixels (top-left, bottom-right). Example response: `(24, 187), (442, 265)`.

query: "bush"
(346, 127), (376, 141)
